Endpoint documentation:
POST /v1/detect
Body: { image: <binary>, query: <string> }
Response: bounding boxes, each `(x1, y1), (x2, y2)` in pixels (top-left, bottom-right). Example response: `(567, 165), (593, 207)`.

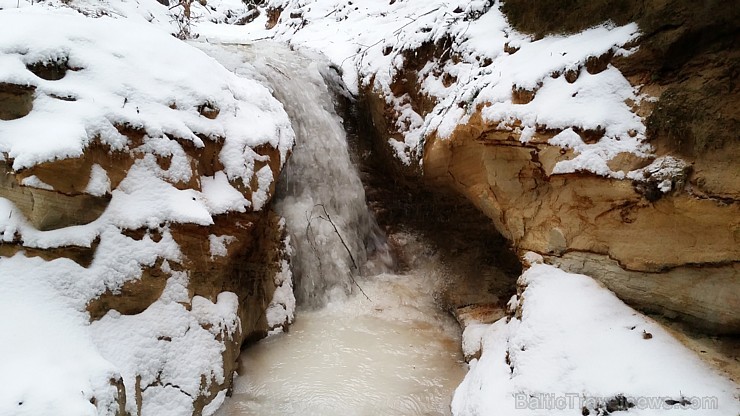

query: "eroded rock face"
(359, 4), (739, 334)
(417, 124), (739, 334)
(0, 14), (295, 413)
(420, 125), (738, 269)
(0, 160), (110, 231)
(365, 92), (739, 335)
(0, 132), (290, 412)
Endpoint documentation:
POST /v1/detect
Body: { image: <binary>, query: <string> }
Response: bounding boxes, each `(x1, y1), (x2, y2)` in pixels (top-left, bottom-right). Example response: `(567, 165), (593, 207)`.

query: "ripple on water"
(215, 271), (467, 416)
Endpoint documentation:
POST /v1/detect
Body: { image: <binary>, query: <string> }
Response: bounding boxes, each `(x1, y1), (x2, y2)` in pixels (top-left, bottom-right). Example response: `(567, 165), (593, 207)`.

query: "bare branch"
(304, 203), (371, 302)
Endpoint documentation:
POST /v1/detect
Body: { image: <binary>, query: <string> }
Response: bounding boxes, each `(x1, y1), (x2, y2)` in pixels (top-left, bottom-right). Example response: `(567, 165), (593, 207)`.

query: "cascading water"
(239, 42), (389, 305)
(264, 47), (391, 306)
(206, 42), (466, 416)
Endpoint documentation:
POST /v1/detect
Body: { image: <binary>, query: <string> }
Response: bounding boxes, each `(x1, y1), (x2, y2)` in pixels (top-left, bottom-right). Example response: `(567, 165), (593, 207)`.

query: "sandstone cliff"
(352, 1), (739, 335)
(0, 9), (294, 415)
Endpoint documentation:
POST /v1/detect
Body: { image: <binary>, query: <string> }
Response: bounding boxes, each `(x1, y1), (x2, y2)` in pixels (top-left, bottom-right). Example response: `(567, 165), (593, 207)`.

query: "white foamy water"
(216, 234), (466, 416)
(246, 41), (390, 307)
(203, 42), (466, 416)
(197, 40), (388, 306)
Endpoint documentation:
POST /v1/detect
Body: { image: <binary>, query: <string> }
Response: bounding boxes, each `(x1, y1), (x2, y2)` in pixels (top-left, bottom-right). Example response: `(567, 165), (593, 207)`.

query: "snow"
(189, 0), (256, 25)
(265, 259), (295, 332)
(0, 3), (294, 251)
(0, 0), (177, 32)
(452, 263), (740, 416)
(202, 390), (227, 416)
(627, 155), (691, 193)
(0, 8), (292, 173)
(90, 271), (241, 415)
(85, 164), (112, 196)
(201, 171), (250, 215)
(111, 161), (214, 229)
(0, 256), (121, 416)
(205, 0), (655, 177)
(251, 164), (274, 211)
(208, 234), (237, 258)
(19, 175), (53, 190)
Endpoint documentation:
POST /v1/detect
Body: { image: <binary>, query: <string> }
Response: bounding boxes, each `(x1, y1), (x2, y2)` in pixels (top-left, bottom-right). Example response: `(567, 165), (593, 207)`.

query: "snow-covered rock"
(204, 0), (646, 176)
(0, 3), (295, 415)
(452, 264), (740, 416)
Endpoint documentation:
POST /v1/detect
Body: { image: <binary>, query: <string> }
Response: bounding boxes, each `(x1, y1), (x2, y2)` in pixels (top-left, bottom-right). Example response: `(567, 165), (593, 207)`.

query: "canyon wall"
(357, 0), (739, 334)
(0, 88), (292, 413)
(0, 12), (295, 414)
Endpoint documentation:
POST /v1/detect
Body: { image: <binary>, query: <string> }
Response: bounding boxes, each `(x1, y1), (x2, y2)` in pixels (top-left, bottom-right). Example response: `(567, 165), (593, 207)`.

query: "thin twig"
(305, 210), (324, 277)
(315, 204), (356, 269)
(304, 204), (371, 301)
(265, 62), (289, 79)
(248, 36), (275, 42)
(339, 6), (441, 68)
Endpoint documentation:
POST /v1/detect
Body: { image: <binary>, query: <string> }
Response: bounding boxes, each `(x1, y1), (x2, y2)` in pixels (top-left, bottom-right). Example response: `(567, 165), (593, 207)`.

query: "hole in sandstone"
(197, 101), (220, 119)
(0, 82), (35, 120)
(26, 56), (74, 81)
(175, 134), (225, 178)
(3, 160), (112, 231)
(87, 258), (168, 321)
(0, 237), (98, 268)
(504, 42), (520, 54)
(156, 153), (173, 171)
(573, 125), (606, 144)
(564, 67), (580, 83)
(123, 227), (163, 242)
(585, 51), (614, 75)
(511, 83), (540, 104)
(114, 123), (148, 148)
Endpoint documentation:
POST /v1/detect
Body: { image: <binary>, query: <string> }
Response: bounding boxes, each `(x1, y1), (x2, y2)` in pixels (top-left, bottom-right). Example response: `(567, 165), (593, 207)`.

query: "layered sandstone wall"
(0, 11), (295, 414)
(0, 90), (292, 413)
(417, 123), (738, 333)
(357, 1), (739, 334)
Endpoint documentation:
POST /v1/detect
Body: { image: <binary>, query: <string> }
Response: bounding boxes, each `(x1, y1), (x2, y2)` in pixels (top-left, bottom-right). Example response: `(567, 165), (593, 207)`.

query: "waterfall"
(234, 42), (390, 306)
(203, 42), (466, 416)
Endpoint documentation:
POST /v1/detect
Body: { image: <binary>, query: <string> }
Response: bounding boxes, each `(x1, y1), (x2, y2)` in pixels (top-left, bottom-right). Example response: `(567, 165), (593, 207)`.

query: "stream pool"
(215, 235), (466, 416)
